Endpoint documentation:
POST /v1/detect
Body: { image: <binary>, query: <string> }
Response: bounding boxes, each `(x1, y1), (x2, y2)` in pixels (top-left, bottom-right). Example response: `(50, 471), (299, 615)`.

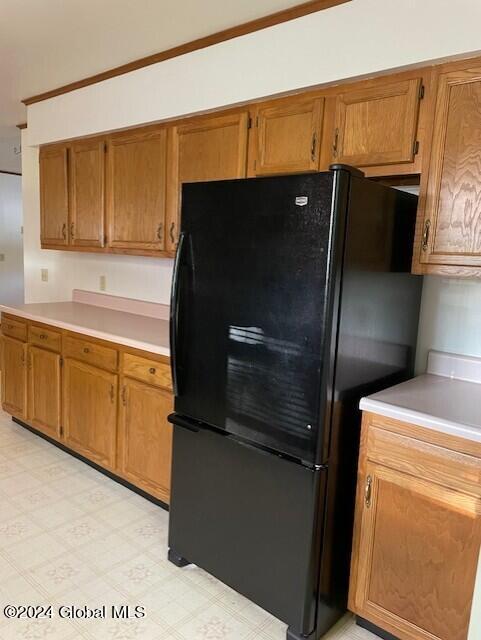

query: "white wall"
(0, 173), (23, 304)
(0, 134), (22, 174)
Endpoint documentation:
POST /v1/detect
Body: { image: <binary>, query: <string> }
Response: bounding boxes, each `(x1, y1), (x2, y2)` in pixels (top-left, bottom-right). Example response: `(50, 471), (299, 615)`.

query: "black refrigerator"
(168, 165), (422, 640)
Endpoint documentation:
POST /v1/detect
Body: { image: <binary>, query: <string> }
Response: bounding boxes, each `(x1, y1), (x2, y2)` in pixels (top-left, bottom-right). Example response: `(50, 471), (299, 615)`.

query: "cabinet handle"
(169, 222), (176, 244)
(110, 384), (115, 403)
(422, 219), (431, 252)
(70, 222), (75, 239)
(121, 386), (127, 406)
(157, 223), (163, 241)
(149, 367), (156, 375)
(333, 128), (339, 156)
(311, 132), (317, 162)
(28, 354), (32, 370)
(39, 334), (47, 340)
(21, 352), (25, 366)
(365, 475), (373, 508)
(62, 223), (67, 240)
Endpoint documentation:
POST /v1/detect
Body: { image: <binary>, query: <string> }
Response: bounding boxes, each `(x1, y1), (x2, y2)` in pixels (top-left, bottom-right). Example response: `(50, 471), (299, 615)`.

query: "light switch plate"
(41, 268), (48, 282)
(99, 275), (106, 291)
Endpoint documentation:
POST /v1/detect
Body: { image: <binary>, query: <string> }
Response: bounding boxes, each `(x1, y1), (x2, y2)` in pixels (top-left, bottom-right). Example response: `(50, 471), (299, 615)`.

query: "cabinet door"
(1, 336), (27, 419)
(39, 145), (69, 247)
(70, 139), (105, 248)
(118, 378), (173, 503)
(253, 95), (324, 176)
(351, 461), (481, 640)
(107, 128), (167, 252)
(165, 112), (249, 250)
(63, 359), (117, 469)
(28, 346), (61, 440)
(333, 78), (422, 168)
(420, 68), (481, 267)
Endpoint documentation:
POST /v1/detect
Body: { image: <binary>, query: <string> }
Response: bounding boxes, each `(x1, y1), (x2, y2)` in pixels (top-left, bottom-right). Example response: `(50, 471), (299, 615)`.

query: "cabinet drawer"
(123, 352), (172, 390)
(367, 424), (481, 497)
(1, 316), (27, 342)
(64, 335), (118, 371)
(29, 324), (62, 352)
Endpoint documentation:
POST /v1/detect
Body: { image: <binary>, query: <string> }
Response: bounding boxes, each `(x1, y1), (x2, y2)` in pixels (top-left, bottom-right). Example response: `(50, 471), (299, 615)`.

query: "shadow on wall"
(415, 275), (481, 373)
(0, 172), (24, 304)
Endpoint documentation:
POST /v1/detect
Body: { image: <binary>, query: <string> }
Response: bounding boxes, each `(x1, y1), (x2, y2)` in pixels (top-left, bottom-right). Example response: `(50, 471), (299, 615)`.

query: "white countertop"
(0, 291), (170, 357)
(360, 351), (481, 443)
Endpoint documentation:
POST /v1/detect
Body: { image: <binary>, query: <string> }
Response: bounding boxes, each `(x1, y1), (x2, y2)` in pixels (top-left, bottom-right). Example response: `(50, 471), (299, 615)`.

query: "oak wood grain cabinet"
(118, 376), (173, 503)
(332, 75), (426, 176)
(349, 412), (481, 640)
(249, 94), (324, 176)
(28, 345), (61, 440)
(1, 313), (174, 504)
(63, 357), (118, 471)
(39, 144), (69, 247)
(165, 111), (249, 250)
(415, 65), (481, 275)
(1, 335), (27, 420)
(69, 138), (106, 248)
(107, 127), (168, 253)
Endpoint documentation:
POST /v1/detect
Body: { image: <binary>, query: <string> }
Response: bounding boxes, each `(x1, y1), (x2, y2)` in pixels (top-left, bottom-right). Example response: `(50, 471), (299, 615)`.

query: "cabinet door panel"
(254, 96), (323, 175)
(28, 346), (61, 439)
(70, 139), (105, 248)
(107, 129), (167, 251)
(118, 378), (173, 502)
(353, 462), (481, 640)
(421, 68), (481, 266)
(166, 112), (249, 250)
(1, 337), (27, 419)
(63, 359), (117, 469)
(39, 145), (69, 247)
(334, 78), (421, 167)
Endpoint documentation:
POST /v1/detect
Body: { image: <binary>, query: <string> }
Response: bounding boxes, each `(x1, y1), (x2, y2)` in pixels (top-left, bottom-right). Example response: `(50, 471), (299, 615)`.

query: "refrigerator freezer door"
(172, 173), (335, 464)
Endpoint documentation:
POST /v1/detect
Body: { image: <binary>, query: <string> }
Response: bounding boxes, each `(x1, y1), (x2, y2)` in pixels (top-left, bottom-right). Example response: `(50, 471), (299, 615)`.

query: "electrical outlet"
(41, 268), (48, 282)
(99, 275), (106, 291)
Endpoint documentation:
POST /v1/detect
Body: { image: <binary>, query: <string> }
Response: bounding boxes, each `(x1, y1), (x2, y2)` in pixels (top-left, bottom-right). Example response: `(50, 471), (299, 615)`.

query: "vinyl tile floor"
(0, 409), (378, 640)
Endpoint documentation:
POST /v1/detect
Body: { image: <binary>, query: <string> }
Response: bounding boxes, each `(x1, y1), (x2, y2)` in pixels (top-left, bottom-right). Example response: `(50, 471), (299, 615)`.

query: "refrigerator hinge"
(413, 140), (420, 156)
(418, 84), (425, 100)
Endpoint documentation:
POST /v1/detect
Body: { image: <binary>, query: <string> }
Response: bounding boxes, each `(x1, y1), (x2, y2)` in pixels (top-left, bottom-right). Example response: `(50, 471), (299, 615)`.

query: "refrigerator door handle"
(170, 231), (187, 396)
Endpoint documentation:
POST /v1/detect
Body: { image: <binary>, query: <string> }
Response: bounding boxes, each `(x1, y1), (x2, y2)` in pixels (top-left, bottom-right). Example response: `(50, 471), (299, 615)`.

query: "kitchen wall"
(0, 134), (22, 174)
(22, 0), (481, 315)
(0, 172), (24, 304)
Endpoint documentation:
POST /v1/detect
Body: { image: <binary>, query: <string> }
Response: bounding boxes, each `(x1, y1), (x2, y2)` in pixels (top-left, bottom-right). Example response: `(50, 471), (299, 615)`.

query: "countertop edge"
(0, 304), (170, 358)
(360, 397), (481, 444)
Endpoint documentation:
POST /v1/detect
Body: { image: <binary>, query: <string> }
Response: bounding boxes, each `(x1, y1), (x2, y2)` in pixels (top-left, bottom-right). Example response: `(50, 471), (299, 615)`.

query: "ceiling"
(0, 0), (310, 140)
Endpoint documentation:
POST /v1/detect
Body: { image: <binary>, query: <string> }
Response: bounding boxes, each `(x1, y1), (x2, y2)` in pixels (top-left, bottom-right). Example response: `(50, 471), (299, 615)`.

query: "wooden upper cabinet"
(39, 144), (69, 247)
(28, 346), (61, 440)
(251, 95), (324, 176)
(69, 139), (106, 248)
(418, 66), (481, 269)
(166, 111), (249, 250)
(333, 77), (423, 171)
(107, 127), (167, 252)
(2, 336), (27, 419)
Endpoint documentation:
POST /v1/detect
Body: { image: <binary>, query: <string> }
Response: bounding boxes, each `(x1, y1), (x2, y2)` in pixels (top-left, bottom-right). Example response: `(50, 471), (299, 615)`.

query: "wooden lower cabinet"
(2, 336), (27, 419)
(63, 358), (118, 470)
(28, 346), (61, 439)
(349, 412), (481, 640)
(1, 314), (174, 503)
(118, 377), (173, 502)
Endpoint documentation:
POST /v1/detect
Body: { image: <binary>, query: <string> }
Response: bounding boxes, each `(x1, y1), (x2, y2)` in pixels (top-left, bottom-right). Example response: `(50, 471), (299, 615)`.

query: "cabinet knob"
(149, 367), (156, 375)
(83, 347), (90, 354)
(39, 334), (47, 340)
(365, 475), (373, 508)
